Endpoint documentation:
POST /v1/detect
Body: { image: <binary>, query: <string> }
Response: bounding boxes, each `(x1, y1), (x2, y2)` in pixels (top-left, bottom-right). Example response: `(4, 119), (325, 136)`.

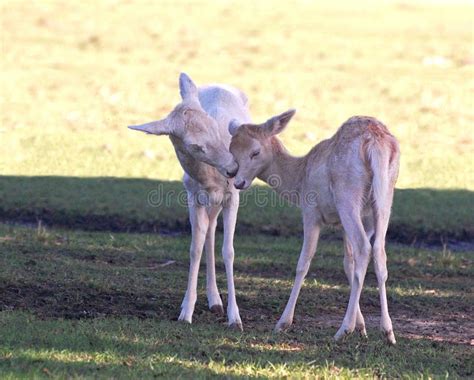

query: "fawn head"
(229, 109), (296, 190)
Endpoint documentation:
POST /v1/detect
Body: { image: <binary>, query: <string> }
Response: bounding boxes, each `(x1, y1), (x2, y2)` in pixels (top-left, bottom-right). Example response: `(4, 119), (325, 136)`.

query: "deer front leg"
(179, 201), (209, 323)
(275, 212), (320, 332)
(222, 191), (242, 330)
(205, 206), (224, 315)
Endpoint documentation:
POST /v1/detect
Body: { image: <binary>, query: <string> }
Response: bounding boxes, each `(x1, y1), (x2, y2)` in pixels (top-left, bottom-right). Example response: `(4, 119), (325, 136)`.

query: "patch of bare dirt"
(0, 282), (180, 319)
(281, 313), (474, 346)
(1, 280), (472, 346)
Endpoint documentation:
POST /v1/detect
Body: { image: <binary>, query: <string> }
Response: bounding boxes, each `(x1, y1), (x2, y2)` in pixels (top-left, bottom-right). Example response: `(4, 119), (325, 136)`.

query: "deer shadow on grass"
(0, 175), (473, 244)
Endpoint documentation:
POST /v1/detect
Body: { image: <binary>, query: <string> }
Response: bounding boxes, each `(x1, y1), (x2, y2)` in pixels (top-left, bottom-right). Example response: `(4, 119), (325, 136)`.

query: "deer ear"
(128, 118), (171, 135)
(265, 109), (296, 135)
(228, 119), (242, 136)
(179, 72), (199, 101)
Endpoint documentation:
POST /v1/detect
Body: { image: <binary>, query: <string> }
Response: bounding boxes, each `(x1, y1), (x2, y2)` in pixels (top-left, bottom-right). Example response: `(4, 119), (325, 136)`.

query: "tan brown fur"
(229, 111), (400, 344)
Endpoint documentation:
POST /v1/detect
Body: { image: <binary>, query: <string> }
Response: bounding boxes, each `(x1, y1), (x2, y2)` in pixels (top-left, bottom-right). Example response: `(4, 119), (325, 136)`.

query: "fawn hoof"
(229, 322), (243, 332)
(210, 304), (225, 316)
(274, 321), (292, 333)
(357, 326), (368, 338)
(334, 326), (353, 341)
(385, 330), (396, 345)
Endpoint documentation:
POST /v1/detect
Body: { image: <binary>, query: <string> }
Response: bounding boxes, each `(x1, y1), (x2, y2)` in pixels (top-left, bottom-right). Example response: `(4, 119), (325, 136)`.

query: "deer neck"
(170, 135), (223, 189)
(258, 137), (307, 205)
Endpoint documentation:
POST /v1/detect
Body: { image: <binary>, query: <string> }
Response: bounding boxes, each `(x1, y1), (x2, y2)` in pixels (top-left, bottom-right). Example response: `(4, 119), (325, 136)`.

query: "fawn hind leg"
(334, 201), (372, 341)
(372, 190), (396, 344)
(343, 233), (367, 337)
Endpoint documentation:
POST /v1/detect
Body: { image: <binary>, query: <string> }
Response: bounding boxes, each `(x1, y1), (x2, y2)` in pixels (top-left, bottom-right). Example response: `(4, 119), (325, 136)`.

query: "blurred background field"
(1, 0), (473, 189)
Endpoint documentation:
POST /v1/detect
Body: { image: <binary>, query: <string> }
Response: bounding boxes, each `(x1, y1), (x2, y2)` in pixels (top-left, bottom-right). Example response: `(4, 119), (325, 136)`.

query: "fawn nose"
(234, 179), (246, 190)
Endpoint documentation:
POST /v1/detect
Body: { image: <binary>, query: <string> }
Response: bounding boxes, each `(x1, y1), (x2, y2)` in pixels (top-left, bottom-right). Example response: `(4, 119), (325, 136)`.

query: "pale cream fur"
(129, 73), (251, 329)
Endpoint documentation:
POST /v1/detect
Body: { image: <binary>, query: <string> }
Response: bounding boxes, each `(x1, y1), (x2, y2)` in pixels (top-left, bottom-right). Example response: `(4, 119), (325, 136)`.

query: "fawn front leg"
(179, 200), (209, 323)
(275, 212), (320, 332)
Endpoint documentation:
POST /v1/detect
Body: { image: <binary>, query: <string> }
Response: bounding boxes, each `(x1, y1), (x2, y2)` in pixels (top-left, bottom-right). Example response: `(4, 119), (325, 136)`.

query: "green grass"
(1, 1), (473, 190)
(1, 313), (469, 379)
(0, 223), (472, 378)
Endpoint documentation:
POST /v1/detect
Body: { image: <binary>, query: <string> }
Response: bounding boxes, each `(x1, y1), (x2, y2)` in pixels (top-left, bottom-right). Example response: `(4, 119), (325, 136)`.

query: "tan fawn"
(229, 110), (400, 343)
(129, 73), (252, 330)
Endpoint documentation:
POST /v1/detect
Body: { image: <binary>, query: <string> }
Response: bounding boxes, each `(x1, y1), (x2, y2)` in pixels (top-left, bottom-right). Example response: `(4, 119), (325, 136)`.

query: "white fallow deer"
(228, 110), (400, 343)
(129, 73), (252, 330)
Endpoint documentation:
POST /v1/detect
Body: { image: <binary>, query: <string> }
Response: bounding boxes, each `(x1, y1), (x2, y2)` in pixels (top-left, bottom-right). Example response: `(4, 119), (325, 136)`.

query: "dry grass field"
(1, 0), (473, 189)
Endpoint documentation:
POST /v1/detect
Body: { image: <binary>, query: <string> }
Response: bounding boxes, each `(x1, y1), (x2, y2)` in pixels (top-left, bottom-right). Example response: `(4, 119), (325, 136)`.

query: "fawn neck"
(258, 137), (307, 205)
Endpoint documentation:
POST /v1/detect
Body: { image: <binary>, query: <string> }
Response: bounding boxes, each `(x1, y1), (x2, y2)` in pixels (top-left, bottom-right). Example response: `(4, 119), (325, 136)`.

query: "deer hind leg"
(275, 211), (320, 332)
(343, 233), (366, 337)
(335, 203), (372, 341)
(205, 206), (224, 315)
(179, 199), (209, 323)
(372, 190), (396, 344)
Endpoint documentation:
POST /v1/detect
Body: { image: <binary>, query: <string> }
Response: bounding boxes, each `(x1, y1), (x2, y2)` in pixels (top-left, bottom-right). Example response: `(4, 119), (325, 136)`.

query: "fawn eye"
(250, 150), (260, 159)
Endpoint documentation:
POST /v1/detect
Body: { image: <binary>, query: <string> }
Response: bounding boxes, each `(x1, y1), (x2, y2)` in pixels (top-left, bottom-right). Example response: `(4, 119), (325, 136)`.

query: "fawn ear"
(264, 109), (296, 136)
(128, 118), (172, 135)
(228, 119), (242, 136)
(179, 72), (199, 101)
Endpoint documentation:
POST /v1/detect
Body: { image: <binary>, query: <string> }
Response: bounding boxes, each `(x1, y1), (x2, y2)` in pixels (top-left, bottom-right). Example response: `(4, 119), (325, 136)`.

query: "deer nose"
(234, 179), (246, 190)
(226, 168), (238, 178)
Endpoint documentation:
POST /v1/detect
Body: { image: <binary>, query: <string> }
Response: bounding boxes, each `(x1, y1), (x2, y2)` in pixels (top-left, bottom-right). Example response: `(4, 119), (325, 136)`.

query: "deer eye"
(189, 144), (205, 154)
(250, 150), (260, 159)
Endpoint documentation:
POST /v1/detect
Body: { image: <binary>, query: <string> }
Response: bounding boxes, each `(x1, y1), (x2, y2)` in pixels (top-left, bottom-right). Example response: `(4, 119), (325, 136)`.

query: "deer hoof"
(229, 322), (243, 332)
(274, 321), (291, 333)
(385, 330), (396, 345)
(210, 304), (225, 316)
(178, 308), (192, 323)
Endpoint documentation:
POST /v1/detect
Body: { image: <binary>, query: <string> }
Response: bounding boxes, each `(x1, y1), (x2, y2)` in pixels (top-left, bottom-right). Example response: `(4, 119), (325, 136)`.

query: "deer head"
(129, 73), (239, 178)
